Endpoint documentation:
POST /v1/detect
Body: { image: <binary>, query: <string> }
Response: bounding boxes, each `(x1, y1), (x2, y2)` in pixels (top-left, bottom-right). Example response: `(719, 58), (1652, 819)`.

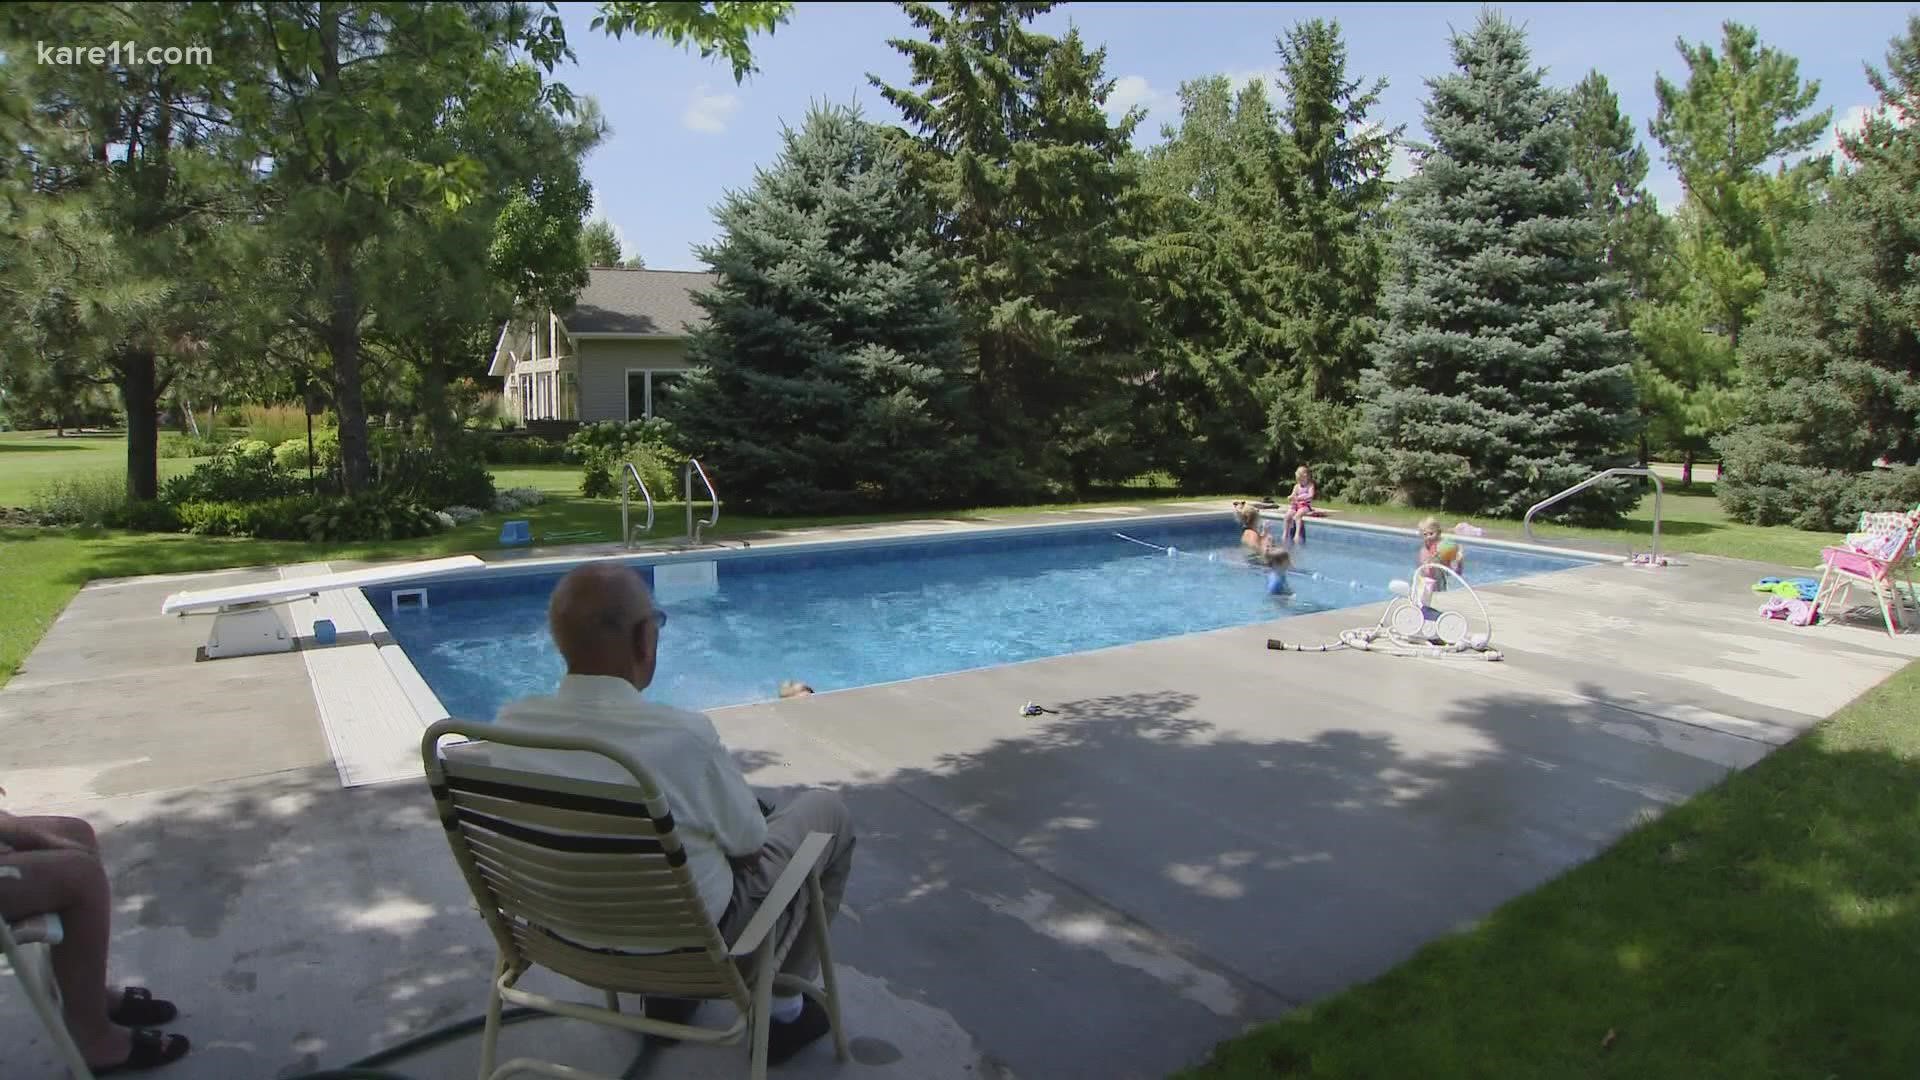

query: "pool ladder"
(1522, 467), (1664, 563)
(620, 459), (721, 549)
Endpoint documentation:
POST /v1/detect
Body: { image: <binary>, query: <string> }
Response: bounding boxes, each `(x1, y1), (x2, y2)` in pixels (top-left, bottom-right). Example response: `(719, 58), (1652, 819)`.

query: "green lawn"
(1182, 660), (1920, 1080)
(0, 428), (205, 506)
(1320, 480), (1839, 569)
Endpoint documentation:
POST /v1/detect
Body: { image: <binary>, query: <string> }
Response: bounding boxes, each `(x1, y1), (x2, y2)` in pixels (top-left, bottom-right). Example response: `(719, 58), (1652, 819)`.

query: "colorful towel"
(1759, 596), (1819, 626)
(1752, 576), (1819, 602)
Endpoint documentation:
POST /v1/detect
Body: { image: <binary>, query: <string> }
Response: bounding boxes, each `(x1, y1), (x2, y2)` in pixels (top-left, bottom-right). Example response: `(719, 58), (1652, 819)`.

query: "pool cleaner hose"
(1267, 564), (1504, 661)
(276, 1005), (646, 1080)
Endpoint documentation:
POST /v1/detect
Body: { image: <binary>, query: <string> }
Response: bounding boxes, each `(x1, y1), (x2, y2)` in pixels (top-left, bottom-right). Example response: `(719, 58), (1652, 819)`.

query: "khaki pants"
(716, 790), (855, 982)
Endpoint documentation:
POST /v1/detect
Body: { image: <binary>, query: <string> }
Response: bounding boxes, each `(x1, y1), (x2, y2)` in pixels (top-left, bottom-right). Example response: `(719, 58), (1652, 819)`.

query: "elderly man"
(487, 562), (855, 1065)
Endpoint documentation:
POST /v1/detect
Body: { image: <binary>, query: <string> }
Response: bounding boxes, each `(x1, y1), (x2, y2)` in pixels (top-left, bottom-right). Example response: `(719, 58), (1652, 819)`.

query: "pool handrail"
(685, 457), (720, 546)
(621, 461), (655, 550)
(1523, 467), (1662, 562)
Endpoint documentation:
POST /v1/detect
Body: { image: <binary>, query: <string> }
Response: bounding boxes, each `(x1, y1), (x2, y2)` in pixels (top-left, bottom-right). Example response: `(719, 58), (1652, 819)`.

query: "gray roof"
(562, 267), (717, 336)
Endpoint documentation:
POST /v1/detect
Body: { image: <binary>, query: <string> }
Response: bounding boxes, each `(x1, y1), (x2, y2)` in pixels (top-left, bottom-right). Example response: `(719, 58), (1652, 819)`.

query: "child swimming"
(1257, 546), (1295, 596)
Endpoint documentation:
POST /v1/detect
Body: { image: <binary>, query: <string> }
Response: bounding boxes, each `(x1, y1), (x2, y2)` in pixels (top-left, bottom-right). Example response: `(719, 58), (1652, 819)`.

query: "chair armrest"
(727, 831), (831, 959)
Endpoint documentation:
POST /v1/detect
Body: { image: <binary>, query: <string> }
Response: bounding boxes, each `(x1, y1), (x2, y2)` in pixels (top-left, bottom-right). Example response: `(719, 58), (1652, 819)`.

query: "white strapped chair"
(421, 718), (847, 1080)
(1, 872), (94, 1079)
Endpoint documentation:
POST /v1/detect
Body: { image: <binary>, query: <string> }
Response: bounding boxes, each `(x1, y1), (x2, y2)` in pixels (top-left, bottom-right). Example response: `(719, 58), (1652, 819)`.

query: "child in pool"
(1282, 466), (1316, 544)
(1233, 500), (1272, 554)
(1414, 515), (1464, 605)
(1262, 546), (1295, 596)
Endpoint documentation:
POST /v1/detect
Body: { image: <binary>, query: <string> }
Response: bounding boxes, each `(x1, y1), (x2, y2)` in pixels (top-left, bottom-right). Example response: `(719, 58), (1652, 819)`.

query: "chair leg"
(604, 990), (620, 1014)
(749, 942), (776, 1080)
(1878, 579), (1900, 637)
(5, 945), (94, 1080)
(807, 877), (849, 1062)
(479, 962), (507, 1080)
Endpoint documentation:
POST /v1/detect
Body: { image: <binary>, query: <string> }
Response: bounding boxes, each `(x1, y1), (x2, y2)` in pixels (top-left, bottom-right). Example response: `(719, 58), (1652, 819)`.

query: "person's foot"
(108, 987), (178, 1027)
(766, 996), (832, 1066)
(85, 1027), (190, 1074)
(642, 995), (702, 1047)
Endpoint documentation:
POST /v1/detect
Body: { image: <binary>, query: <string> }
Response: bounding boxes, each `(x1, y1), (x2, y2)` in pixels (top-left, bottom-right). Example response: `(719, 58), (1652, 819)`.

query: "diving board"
(159, 556), (485, 660)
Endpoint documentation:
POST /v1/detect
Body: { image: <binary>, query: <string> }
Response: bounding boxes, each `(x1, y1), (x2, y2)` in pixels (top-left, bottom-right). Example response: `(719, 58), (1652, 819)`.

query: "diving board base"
(201, 605), (294, 660)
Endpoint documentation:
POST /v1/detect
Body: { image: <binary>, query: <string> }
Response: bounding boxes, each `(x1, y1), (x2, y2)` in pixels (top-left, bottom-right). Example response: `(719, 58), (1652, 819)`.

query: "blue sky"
(552, 1), (1917, 270)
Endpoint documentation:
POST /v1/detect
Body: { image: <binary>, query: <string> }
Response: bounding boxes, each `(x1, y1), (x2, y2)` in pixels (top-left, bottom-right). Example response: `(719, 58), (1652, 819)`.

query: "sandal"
(93, 1028), (190, 1075)
(108, 987), (178, 1027)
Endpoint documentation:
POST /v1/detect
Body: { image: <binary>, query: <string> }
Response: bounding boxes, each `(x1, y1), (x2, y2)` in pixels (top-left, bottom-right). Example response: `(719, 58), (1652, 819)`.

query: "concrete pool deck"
(3, 505), (1917, 1079)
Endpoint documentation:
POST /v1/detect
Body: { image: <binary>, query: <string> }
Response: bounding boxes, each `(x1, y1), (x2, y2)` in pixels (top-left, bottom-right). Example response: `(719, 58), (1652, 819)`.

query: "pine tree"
(1348, 12), (1638, 521)
(1270, 19), (1396, 404)
(1567, 71), (1674, 466)
(1135, 76), (1290, 491)
(581, 219), (624, 266)
(669, 103), (980, 514)
(1716, 16), (1920, 529)
(873, 2), (1146, 496)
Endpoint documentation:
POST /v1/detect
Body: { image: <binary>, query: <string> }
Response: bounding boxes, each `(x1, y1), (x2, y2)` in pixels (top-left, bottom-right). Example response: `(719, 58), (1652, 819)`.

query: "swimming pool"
(365, 516), (1596, 719)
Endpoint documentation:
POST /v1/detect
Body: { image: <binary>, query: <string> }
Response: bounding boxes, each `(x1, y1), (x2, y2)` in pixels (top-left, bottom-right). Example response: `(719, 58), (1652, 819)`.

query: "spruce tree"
(670, 103), (980, 514)
(873, 2), (1146, 496)
(1348, 12), (1638, 520)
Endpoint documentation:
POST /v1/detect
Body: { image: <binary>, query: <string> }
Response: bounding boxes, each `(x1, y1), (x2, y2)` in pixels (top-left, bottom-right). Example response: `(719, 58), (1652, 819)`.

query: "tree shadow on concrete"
(11, 669), (1913, 1079)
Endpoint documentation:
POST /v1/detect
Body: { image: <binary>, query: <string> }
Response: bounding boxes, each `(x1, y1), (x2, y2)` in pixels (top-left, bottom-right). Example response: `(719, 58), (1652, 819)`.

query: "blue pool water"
(367, 517), (1592, 719)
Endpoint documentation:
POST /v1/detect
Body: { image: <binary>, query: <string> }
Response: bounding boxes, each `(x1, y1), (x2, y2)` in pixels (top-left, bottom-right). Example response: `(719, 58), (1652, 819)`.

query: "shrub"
(158, 433), (232, 460)
(273, 428), (341, 471)
(300, 493), (447, 543)
(567, 420), (685, 500)
(374, 434), (496, 509)
(29, 472), (127, 526)
(494, 487), (545, 512)
(162, 443), (302, 504)
(173, 496), (328, 539)
(103, 499), (182, 533)
(480, 434), (568, 465)
(241, 402), (309, 446)
(1718, 427), (1920, 531)
(444, 505), (485, 524)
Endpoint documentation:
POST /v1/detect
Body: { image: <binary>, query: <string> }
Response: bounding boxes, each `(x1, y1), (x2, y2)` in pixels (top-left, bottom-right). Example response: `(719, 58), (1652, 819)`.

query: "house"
(488, 267), (717, 427)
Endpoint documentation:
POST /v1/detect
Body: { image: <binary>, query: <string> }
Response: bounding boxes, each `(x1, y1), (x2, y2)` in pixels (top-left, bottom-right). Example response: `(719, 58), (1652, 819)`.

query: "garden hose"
(275, 1004), (647, 1080)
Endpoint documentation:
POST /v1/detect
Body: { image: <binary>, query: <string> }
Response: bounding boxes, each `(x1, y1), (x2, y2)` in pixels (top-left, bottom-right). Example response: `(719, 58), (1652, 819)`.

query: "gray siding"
(575, 338), (694, 423)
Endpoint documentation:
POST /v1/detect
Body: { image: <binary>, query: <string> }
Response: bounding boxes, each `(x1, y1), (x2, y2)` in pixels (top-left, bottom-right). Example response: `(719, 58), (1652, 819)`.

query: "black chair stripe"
(456, 807), (685, 865)
(442, 774), (673, 832)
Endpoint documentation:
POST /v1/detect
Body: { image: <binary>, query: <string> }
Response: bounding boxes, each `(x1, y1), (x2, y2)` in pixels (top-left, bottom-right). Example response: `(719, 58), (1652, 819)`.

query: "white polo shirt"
(475, 674), (769, 923)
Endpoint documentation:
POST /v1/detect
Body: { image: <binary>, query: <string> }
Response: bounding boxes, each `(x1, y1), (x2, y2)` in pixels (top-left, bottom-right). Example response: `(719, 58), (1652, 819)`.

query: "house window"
(625, 369), (685, 421)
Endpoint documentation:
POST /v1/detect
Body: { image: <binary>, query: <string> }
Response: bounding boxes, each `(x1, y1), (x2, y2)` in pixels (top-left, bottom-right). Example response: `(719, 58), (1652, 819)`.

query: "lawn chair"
(1813, 506), (1920, 637)
(1, 871), (94, 1079)
(421, 719), (848, 1080)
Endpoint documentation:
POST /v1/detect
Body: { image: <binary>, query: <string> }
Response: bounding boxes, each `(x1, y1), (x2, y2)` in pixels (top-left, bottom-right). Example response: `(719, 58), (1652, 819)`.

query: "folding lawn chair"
(421, 718), (847, 1080)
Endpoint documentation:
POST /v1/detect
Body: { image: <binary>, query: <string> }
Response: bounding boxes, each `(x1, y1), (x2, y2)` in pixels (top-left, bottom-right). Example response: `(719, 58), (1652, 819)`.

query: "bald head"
(548, 562), (659, 687)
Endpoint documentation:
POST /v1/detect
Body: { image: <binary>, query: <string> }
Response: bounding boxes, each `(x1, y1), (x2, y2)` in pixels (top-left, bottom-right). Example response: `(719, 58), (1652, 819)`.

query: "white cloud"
(1820, 103), (1890, 165)
(1225, 67), (1282, 96)
(682, 85), (741, 135)
(1387, 142), (1417, 182)
(1107, 74), (1157, 118)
